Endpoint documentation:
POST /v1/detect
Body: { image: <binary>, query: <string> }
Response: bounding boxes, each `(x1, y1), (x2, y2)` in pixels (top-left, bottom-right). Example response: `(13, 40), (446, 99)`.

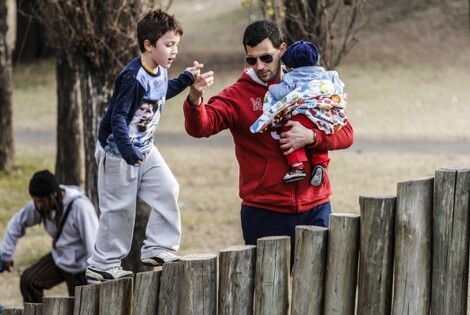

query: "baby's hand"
(186, 61), (204, 79)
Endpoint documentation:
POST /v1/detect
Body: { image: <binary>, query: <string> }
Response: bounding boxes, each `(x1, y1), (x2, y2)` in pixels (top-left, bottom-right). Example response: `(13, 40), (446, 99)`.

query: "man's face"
(32, 195), (52, 213)
(245, 38), (286, 83)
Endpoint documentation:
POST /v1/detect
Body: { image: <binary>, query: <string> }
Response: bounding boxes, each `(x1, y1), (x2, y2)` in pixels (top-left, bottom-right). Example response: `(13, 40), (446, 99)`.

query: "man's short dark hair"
(137, 9), (183, 52)
(242, 20), (283, 51)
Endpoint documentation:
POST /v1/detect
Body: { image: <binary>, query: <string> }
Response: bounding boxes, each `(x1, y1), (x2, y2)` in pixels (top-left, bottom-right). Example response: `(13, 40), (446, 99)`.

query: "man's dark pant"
(20, 253), (87, 303)
(241, 202), (331, 266)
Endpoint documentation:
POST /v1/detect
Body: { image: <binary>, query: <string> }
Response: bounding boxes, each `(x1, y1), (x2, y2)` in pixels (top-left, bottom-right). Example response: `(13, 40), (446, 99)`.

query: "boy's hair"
(242, 20), (283, 51)
(137, 9), (183, 53)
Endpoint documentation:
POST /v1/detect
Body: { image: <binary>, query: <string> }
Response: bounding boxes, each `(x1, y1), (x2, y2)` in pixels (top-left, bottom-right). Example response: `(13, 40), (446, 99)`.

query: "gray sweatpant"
(88, 144), (181, 269)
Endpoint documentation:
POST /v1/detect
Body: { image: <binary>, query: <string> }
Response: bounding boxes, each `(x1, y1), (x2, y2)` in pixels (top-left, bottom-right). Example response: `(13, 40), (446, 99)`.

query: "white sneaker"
(85, 266), (133, 281)
(141, 251), (180, 266)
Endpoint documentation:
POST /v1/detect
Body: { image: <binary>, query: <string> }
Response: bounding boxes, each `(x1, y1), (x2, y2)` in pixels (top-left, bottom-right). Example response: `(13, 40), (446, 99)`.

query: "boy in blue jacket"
(86, 9), (205, 281)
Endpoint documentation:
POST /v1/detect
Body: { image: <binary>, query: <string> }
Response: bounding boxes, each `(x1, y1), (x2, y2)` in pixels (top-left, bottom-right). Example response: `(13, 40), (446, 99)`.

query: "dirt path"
(15, 130), (470, 154)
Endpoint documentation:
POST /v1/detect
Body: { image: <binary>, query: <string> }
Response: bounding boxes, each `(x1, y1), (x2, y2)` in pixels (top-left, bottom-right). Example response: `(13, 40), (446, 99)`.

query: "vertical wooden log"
(42, 297), (74, 315)
(74, 284), (99, 315)
(392, 177), (433, 315)
(2, 308), (23, 315)
(254, 236), (290, 315)
(291, 226), (329, 315)
(432, 167), (470, 315)
(179, 254), (218, 315)
(134, 270), (161, 315)
(218, 245), (257, 315)
(98, 278), (133, 315)
(324, 213), (360, 315)
(158, 261), (182, 315)
(23, 303), (42, 315)
(357, 196), (396, 315)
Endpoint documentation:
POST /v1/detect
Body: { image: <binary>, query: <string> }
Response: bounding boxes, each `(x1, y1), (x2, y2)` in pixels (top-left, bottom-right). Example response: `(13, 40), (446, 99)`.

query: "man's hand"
(279, 120), (316, 155)
(188, 70), (215, 107)
(2, 260), (14, 273)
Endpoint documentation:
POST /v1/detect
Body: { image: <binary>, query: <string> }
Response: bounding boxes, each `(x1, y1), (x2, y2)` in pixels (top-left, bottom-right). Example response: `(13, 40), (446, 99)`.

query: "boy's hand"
(121, 146), (144, 166)
(188, 70), (215, 107)
(186, 61), (204, 79)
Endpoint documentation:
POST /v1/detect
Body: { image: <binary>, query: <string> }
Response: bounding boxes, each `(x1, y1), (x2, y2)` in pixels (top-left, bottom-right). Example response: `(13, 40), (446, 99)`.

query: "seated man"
(1, 170), (98, 302)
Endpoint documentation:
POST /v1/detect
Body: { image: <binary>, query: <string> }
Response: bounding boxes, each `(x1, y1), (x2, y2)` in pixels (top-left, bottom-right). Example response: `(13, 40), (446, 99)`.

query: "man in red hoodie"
(183, 21), (354, 256)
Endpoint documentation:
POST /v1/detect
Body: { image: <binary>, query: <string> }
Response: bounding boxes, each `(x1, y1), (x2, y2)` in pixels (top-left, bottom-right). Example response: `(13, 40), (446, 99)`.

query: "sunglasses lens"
(245, 54), (274, 65)
(259, 55), (273, 63)
(245, 57), (257, 65)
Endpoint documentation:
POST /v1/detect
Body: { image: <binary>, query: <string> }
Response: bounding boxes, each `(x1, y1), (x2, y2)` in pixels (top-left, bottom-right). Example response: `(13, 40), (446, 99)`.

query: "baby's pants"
(281, 115), (330, 167)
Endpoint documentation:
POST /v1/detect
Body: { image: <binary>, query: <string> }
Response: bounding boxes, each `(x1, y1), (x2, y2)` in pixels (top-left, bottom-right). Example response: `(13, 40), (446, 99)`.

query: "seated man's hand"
(1, 260), (14, 273)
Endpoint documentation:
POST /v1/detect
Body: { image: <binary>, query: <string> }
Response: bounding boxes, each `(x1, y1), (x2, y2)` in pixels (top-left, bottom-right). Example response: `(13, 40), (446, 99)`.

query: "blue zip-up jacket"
(98, 56), (194, 165)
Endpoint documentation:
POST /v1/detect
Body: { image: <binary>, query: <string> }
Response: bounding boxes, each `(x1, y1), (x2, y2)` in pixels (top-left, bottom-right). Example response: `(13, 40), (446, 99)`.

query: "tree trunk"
(13, 0), (53, 62)
(122, 199), (153, 273)
(78, 60), (112, 209)
(55, 50), (82, 185)
(0, 0), (16, 171)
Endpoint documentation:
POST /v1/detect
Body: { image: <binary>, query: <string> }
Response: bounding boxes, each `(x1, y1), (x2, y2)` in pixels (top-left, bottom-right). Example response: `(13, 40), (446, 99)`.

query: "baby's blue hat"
(282, 40), (319, 68)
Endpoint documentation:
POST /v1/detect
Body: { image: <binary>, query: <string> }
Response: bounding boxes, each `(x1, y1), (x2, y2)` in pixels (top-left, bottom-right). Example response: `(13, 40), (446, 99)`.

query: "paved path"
(15, 130), (470, 154)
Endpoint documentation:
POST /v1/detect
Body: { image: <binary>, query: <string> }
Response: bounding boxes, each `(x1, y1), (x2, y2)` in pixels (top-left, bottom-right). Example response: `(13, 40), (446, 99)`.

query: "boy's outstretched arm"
(166, 61), (205, 99)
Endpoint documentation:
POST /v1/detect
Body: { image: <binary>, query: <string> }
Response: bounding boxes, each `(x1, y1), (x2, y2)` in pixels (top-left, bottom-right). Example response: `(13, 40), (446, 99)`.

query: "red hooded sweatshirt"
(183, 68), (354, 214)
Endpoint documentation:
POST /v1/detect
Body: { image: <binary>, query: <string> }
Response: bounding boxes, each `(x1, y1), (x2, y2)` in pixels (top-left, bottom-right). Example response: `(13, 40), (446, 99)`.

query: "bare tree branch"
(255, 0), (372, 69)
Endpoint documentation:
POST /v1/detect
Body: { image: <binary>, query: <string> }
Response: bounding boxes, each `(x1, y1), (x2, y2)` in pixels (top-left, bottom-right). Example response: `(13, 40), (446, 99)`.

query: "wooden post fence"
(291, 225), (328, 315)
(2, 308), (23, 315)
(134, 270), (161, 315)
(254, 236), (290, 315)
(357, 195), (396, 315)
(158, 260), (181, 314)
(23, 303), (42, 315)
(324, 213), (360, 315)
(42, 297), (74, 315)
(393, 177), (433, 315)
(432, 167), (470, 315)
(179, 254), (217, 315)
(3, 167), (470, 315)
(74, 284), (98, 315)
(218, 245), (256, 315)
(99, 277), (133, 315)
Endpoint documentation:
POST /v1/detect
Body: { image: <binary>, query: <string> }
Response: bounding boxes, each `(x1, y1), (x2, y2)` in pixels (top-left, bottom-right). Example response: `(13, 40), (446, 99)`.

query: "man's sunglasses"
(245, 53), (275, 66)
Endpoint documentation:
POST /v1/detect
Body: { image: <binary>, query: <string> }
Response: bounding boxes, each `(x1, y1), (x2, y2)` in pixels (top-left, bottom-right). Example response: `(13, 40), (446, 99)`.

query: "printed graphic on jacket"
(129, 99), (163, 151)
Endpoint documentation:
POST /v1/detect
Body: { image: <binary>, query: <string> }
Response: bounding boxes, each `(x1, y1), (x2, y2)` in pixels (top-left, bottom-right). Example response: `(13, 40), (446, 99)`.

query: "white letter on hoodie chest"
(250, 97), (263, 111)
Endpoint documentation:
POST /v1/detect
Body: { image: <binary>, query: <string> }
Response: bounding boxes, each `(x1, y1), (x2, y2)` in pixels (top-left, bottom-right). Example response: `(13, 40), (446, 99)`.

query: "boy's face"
(143, 30), (181, 69)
